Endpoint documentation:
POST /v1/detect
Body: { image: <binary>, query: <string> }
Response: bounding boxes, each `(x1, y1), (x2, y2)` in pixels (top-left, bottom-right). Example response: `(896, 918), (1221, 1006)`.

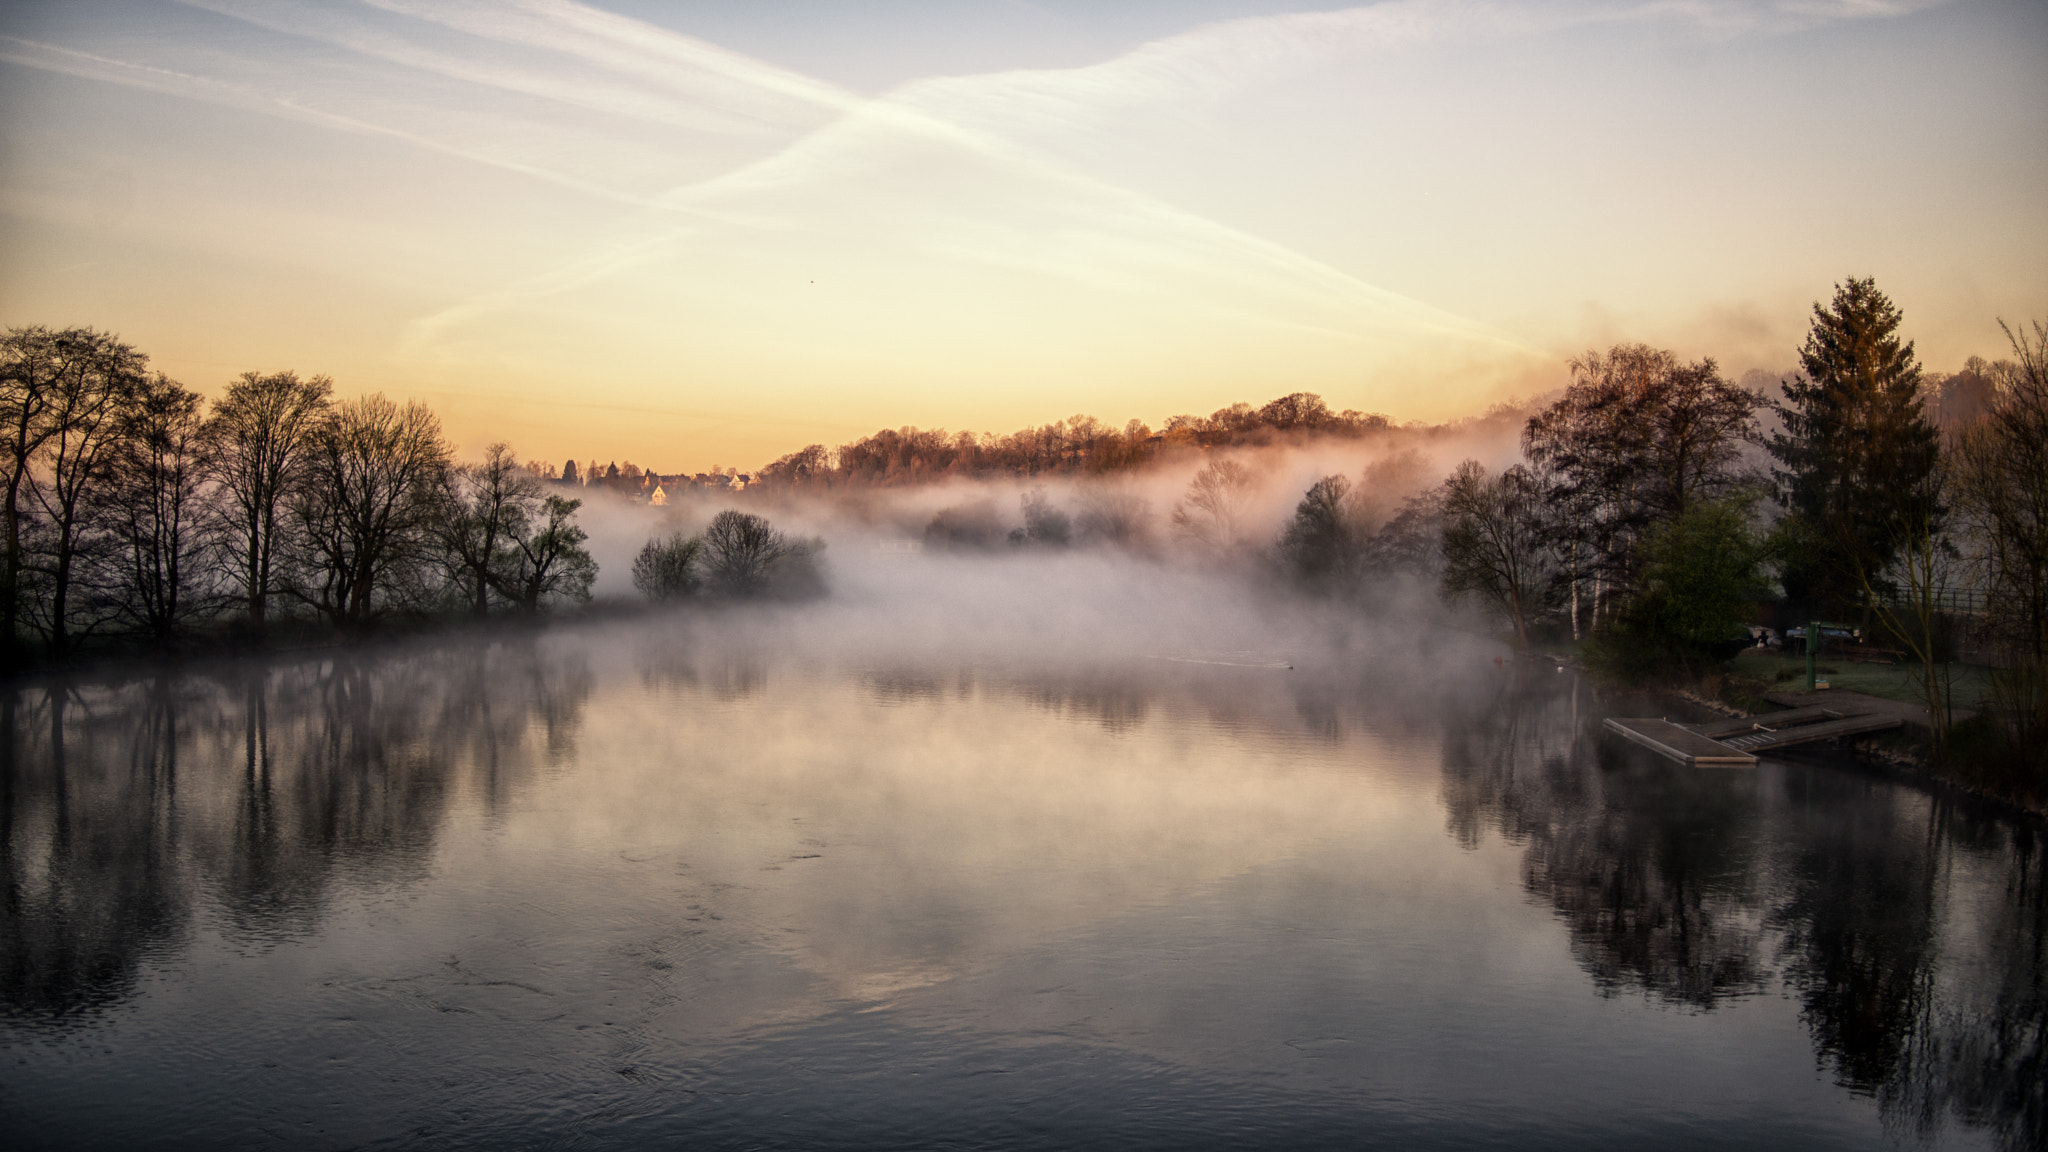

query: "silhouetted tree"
(1017, 488), (1071, 547)
(1257, 392), (1333, 431)
(1769, 277), (1941, 613)
(1955, 320), (2048, 664)
(758, 443), (829, 488)
(1170, 459), (1255, 553)
(1076, 484), (1152, 548)
(21, 329), (148, 658)
(1929, 357), (2002, 430)
(491, 494), (595, 613)
(632, 532), (702, 601)
(1278, 474), (1363, 590)
(436, 442), (538, 617)
(924, 500), (1005, 550)
(1524, 343), (1760, 629)
(0, 327), (74, 661)
(701, 509), (788, 595)
(287, 395), (450, 626)
(203, 370), (332, 630)
(1952, 318), (2048, 779)
(1440, 460), (1551, 643)
(101, 373), (211, 643)
(1365, 486), (1446, 580)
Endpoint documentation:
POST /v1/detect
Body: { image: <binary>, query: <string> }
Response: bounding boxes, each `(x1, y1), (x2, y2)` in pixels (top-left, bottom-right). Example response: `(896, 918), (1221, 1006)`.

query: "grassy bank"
(1723, 648), (1997, 712)
(1571, 641), (2045, 816)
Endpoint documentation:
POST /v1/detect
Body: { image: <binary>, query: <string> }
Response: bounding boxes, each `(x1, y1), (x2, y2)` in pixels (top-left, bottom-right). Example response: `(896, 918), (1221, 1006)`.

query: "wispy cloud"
(0, 32), (669, 207)
(1, 0), (1971, 435)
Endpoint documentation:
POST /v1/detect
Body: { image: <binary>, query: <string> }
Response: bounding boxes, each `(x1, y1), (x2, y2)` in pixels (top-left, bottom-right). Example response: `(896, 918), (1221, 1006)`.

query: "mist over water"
(1, 570), (2041, 1150)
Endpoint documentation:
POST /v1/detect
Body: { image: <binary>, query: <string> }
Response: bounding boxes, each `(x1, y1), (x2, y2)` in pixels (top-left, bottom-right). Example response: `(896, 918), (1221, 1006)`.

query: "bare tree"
(1852, 464), (1957, 743)
(288, 395), (451, 627)
(632, 532), (702, 601)
(1953, 319), (2048, 664)
(1017, 488), (1071, 547)
(437, 442), (539, 617)
(1440, 460), (1552, 644)
(1171, 459), (1255, 553)
(757, 443), (830, 489)
(701, 509), (788, 595)
(492, 494), (596, 613)
(1366, 486), (1447, 581)
(1951, 318), (2048, 765)
(1524, 344), (1760, 629)
(1076, 483), (1151, 548)
(101, 373), (212, 644)
(204, 370), (332, 629)
(20, 329), (148, 658)
(0, 326), (73, 660)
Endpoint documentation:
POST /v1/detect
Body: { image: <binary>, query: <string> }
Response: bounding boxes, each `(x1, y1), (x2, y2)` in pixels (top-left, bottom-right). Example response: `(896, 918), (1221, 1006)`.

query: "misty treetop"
(632, 510), (824, 601)
(1265, 279), (2035, 793)
(12, 286), (2043, 770)
(0, 326), (602, 668)
(752, 392), (1395, 491)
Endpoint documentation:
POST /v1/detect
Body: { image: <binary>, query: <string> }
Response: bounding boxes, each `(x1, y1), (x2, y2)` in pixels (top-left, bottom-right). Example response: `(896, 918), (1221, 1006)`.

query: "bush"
(1279, 475), (1363, 590)
(771, 536), (829, 599)
(1017, 489), (1070, 547)
(1943, 660), (2048, 804)
(1614, 498), (1770, 674)
(632, 533), (702, 601)
(701, 510), (827, 598)
(924, 500), (1004, 550)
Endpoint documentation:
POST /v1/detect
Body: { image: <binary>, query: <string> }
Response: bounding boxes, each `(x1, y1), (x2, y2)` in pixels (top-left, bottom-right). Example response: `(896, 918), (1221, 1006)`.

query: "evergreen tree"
(1768, 277), (1941, 612)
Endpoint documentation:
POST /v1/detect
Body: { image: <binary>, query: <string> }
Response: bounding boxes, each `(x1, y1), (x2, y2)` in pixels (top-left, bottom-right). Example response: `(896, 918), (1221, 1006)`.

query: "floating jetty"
(1604, 706), (1902, 766)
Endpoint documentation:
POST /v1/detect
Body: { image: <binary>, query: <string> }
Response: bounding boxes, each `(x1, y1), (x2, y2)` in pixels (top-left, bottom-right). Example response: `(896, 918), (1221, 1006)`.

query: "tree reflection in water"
(0, 682), (187, 1022)
(1444, 670), (2046, 1151)
(0, 638), (590, 1017)
(2, 651), (2040, 1148)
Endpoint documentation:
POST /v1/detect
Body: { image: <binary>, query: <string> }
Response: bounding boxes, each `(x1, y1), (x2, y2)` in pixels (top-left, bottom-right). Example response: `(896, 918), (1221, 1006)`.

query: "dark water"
(2, 618), (2042, 1151)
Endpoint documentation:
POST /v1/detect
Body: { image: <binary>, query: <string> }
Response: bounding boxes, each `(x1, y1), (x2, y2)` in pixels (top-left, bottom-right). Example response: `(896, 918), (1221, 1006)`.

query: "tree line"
(1260, 278), (2044, 787)
(0, 326), (600, 668)
(754, 392), (1394, 488)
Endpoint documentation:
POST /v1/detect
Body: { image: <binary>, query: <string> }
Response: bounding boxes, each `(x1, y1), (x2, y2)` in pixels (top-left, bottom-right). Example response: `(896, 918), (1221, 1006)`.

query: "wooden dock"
(1604, 706), (1902, 766)
(1603, 718), (1759, 766)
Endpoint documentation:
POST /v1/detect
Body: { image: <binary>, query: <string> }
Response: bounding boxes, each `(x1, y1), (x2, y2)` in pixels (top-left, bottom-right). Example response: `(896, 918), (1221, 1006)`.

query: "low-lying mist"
(563, 425), (1528, 688)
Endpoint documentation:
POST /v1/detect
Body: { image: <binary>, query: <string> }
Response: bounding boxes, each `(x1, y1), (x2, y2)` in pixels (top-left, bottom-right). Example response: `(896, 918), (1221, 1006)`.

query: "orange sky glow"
(2, 0), (2044, 472)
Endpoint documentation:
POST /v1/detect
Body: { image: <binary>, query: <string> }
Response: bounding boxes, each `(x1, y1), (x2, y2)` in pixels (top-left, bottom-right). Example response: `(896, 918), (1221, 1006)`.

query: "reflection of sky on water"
(0, 614), (2040, 1150)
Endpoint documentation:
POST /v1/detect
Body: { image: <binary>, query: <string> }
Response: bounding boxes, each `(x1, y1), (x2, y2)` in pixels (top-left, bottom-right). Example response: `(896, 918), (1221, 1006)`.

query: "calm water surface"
(2, 615), (2042, 1150)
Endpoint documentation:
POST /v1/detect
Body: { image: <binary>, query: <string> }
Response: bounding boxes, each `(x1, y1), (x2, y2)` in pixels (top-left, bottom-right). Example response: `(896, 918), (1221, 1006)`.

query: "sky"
(1, 0), (2043, 472)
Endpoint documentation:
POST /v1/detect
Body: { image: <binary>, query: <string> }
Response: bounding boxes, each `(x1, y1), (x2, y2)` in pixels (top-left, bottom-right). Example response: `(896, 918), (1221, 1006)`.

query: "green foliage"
(1608, 498), (1770, 675)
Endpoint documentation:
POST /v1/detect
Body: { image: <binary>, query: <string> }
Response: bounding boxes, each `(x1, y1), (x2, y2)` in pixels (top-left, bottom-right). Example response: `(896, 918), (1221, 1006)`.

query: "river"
(1, 601), (2041, 1150)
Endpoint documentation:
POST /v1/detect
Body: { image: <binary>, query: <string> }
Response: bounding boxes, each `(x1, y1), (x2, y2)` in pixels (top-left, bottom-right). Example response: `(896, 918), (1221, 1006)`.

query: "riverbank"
(1567, 642), (2048, 818)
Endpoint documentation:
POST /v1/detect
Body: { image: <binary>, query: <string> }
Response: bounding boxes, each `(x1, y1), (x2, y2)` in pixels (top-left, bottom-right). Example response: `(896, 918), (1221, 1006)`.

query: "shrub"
(632, 533), (702, 601)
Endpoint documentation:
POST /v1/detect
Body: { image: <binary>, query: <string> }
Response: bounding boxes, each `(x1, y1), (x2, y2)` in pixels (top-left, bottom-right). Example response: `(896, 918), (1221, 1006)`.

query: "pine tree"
(1768, 277), (1942, 612)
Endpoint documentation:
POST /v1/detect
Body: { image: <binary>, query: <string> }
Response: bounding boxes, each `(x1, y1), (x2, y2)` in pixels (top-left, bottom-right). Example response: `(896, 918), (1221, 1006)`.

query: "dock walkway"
(1604, 718), (1758, 766)
(1605, 704), (1902, 766)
